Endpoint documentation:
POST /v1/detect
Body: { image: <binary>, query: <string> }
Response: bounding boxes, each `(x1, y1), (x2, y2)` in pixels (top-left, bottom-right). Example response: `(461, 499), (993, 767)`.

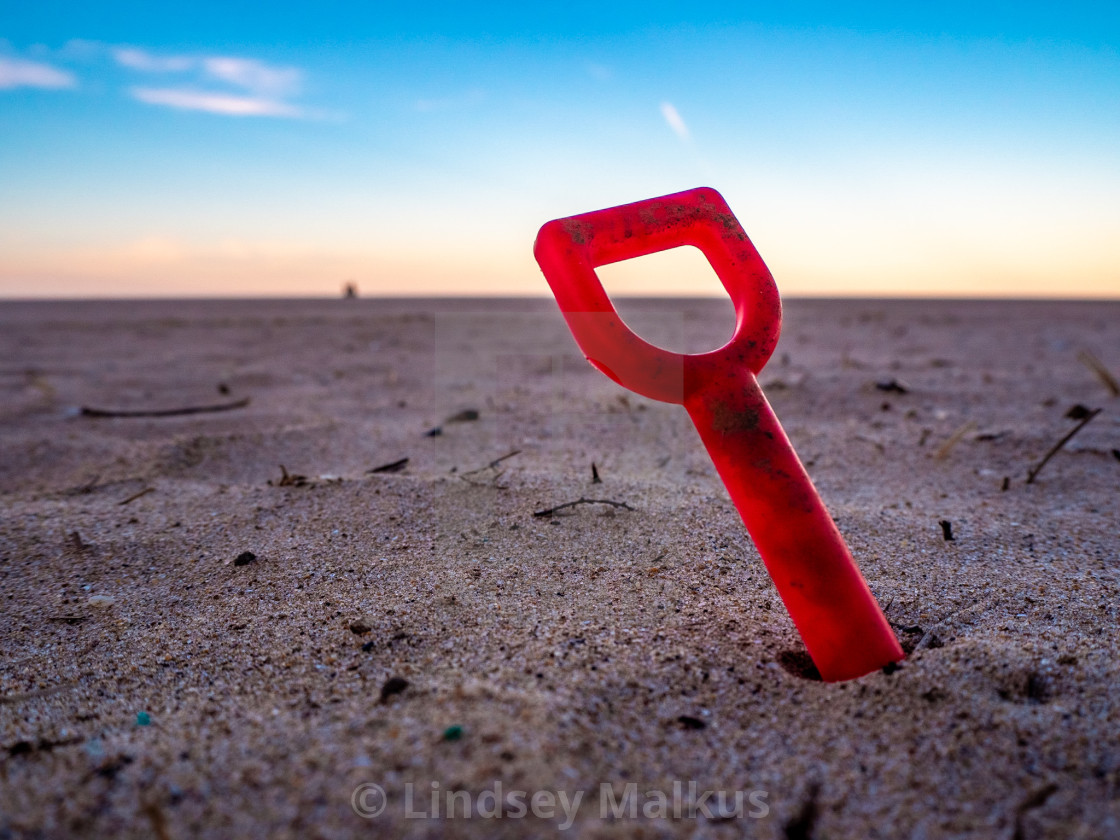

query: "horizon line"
(3, 293), (1120, 303)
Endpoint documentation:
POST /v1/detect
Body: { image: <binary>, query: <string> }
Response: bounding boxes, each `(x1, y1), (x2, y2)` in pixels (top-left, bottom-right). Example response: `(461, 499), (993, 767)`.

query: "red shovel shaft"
(534, 187), (903, 681)
(684, 362), (903, 682)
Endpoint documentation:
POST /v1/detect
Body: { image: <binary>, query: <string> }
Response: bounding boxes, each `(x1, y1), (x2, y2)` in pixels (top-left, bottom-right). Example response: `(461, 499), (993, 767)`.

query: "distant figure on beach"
(343, 281), (358, 298)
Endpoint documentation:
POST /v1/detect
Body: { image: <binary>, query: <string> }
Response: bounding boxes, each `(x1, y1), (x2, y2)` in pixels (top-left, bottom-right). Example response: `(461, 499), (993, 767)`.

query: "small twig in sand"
(47, 615), (89, 625)
(461, 449), (521, 487)
(486, 450), (521, 469)
(446, 408), (480, 423)
(934, 421), (977, 460)
(533, 497), (635, 517)
(118, 487), (154, 506)
(1026, 408), (1102, 484)
(0, 681), (78, 705)
(273, 465), (309, 487)
(141, 798), (173, 840)
(81, 397), (249, 418)
(1012, 783), (1058, 840)
(1077, 350), (1120, 397)
(591, 462), (602, 484)
(368, 457), (409, 474)
(875, 378), (909, 394)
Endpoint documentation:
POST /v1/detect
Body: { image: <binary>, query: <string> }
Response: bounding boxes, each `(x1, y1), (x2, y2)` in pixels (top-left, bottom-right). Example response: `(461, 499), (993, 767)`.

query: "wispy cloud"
(114, 47), (310, 118)
(131, 87), (304, 117)
(113, 47), (193, 73)
(202, 57), (300, 97)
(660, 102), (690, 141)
(0, 56), (76, 90)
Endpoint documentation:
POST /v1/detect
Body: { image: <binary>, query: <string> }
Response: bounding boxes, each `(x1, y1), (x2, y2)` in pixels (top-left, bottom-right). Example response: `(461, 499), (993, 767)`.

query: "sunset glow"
(2, 2), (1118, 298)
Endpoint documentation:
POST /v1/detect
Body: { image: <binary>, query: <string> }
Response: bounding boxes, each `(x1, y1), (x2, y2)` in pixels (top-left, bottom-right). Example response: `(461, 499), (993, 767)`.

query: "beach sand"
(1, 297), (1117, 838)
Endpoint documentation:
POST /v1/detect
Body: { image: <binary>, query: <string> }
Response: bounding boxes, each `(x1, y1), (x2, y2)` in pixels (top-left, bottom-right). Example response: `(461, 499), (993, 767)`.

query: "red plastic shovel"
(534, 187), (903, 682)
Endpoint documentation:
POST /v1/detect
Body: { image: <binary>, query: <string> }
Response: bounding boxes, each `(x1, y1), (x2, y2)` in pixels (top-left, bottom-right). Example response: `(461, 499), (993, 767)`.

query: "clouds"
(0, 55), (76, 90)
(112, 47), (193, 73)
(659, 102), (690, 141)
(0, 43), (313, 118)
(131, 87), (304, 117)
(202, 57), (301, 98)
(114, 47), (309, 118)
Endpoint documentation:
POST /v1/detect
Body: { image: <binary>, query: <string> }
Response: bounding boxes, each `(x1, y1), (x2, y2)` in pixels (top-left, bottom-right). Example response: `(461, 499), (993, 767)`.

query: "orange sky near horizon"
(2, 212), (1116, 299)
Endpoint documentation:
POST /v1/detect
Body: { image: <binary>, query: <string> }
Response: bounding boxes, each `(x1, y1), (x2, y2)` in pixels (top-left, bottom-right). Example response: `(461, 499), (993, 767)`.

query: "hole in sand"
(998, 670), (1052, 705)
(776, 649), (822, 681)
(595, 246), (737, 355)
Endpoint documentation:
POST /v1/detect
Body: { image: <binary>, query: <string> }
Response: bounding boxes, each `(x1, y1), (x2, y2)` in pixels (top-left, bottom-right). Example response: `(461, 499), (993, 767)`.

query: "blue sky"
(2, 2), (1118, 297)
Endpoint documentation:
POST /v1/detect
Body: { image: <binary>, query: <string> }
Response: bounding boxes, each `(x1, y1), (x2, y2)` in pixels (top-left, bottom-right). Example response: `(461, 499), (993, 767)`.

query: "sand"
(0, 297), (1117, 839)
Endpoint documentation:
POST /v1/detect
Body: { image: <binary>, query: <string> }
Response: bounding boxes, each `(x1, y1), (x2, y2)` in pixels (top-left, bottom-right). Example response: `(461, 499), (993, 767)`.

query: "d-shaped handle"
(533, 187), (782, 404)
